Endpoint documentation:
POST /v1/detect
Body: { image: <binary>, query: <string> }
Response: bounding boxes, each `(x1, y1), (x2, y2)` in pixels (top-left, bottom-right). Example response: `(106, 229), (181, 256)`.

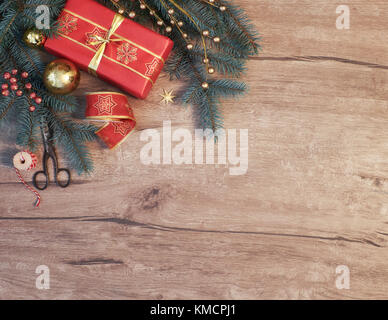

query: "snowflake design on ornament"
(58, 14), (78, 35)
(117, 43), (138, 65)
(112, 121), (134, 136)
(93, 95), (117, 115)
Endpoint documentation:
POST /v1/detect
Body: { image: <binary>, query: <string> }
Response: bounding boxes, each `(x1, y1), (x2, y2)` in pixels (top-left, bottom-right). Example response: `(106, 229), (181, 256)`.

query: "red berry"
(11, 69), (18, 75)
(3, 72), (11, 80)
(25, 83), (32, 90)
(35, 97), (42, 104)
(30, 92), (36, 99)
(29, 106), (36, 112)
(2, 90), (10, 96)
(10, 77), (17, 84)
(21, 72), (29, 78)
(1, 83), (8, 90)
(10, 84), (18, 91)
(16, 90), (23, 96)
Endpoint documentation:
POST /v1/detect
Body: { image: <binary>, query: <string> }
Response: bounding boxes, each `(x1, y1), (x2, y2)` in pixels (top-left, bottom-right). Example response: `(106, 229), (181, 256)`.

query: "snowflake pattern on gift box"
(58, 13), (78, 35)
(117, 43), (138, 65)
(85, 27), (107, 50)
(145, 58), (160, 77)
(112, 121), (134, 136)
(93, 95), (117, 115)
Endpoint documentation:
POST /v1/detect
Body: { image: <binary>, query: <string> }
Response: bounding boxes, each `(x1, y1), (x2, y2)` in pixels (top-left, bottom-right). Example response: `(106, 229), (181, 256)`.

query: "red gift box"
(44, 0), (174, 99)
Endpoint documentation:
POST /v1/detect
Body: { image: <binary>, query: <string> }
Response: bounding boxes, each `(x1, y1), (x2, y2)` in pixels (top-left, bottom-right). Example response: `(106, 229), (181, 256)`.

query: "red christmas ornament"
(35, 97), (42, 104)
(2, 90), (10, 96)
(1, 83), (8, 90)
(10, 77), (17, 84)
(16, 90), (23, 96)
(29, 106), (36, 112)
(21, 72), (29, 78)
(3, 72), (11, 80)
(10, 84), (18, 91)
(25, 83), (32, 90)
(11, 69), (18, 75)
(29, 92), (36, 99)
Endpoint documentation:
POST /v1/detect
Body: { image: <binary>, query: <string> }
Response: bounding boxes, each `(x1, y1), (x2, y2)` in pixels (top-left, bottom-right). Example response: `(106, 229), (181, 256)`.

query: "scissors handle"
(55, 168), (71, 188)
(33, 171), (49, 191)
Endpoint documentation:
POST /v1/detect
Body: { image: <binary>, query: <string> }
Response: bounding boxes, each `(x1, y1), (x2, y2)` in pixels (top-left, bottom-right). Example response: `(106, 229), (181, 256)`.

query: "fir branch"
(0, 12), (19, 47)
(12, 38), (43, 76)
(0, 96), (17, 120)
(16, 98), (40, 150)
(209, 79), (247, 98)
(43, 106), (96, 175)
(132, 0), (259, 132)
(221, 0), (261, 54)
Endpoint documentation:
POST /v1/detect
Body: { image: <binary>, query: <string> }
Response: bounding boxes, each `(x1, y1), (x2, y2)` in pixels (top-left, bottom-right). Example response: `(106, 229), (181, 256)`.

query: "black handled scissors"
(33, 122), (71, 190)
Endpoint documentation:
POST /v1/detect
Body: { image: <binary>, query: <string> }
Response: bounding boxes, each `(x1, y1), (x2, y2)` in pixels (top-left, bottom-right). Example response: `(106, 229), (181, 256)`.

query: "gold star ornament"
(160, 89), (176, 105)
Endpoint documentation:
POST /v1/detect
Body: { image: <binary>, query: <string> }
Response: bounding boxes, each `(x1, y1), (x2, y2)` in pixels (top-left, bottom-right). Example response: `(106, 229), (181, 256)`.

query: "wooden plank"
(1, 0), (388, 299)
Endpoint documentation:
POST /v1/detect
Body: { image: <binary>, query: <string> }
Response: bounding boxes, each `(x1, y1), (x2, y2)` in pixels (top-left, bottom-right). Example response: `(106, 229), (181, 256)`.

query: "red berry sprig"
(1, 70), (41, 112)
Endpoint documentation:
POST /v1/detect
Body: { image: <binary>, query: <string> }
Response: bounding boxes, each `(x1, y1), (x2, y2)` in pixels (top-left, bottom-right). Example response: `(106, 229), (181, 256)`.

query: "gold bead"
(178, 21), (184, 27)
(140, 3), (146, 9)
(170, 20), (175, 25)
(166, 26), (172, 33)
(213, 36), (220, 43)
(129, 11), (136, 18)
(201, 82), (209, 89)
(157, 20), (163, 26)
(220, 6), (226, 11)
(208, 67), (215, 74)
(43, 59), (80, 95)
(118, 8), (124, 14)
(183, 33), (188, 38)
(186, 43), (193, 50)
(150, 10), (155, 15)
(209, 0), (215, 3)
(203, 58), (209, 64)
(168, 9), (175, 14)
(202, 30), (209, 37)
(22, 28), (47, 48)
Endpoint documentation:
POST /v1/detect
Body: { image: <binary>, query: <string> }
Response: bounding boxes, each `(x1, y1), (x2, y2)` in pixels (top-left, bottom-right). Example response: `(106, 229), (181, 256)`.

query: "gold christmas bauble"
(23, 28), (46, 48)
(43, 59), (80, 95)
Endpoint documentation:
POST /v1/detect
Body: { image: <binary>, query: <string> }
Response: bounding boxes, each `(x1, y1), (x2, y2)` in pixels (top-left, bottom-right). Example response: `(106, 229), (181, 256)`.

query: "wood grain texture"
(1, 0), (388, 299)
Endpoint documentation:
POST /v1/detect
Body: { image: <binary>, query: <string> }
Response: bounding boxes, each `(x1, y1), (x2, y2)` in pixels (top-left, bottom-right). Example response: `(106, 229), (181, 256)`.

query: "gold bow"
(88, 13), (125, 75)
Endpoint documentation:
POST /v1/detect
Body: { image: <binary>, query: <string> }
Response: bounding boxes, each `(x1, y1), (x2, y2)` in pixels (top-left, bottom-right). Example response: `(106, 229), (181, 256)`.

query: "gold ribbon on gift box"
(87, 13), (125, 76)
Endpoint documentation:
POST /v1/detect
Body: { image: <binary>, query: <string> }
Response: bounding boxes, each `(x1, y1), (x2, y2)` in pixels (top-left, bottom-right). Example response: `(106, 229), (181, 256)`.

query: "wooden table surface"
(1, 0), (388, 300)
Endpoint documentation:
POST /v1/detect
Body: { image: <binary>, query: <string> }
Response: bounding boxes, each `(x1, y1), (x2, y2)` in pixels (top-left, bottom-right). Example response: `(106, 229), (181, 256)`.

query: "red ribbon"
(85, 92), (136, 149)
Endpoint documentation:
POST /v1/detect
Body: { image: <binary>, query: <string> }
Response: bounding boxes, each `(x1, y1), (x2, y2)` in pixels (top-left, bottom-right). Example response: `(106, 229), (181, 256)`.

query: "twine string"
(14, 151), (41, 208)
(15, 168), (41, 207)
